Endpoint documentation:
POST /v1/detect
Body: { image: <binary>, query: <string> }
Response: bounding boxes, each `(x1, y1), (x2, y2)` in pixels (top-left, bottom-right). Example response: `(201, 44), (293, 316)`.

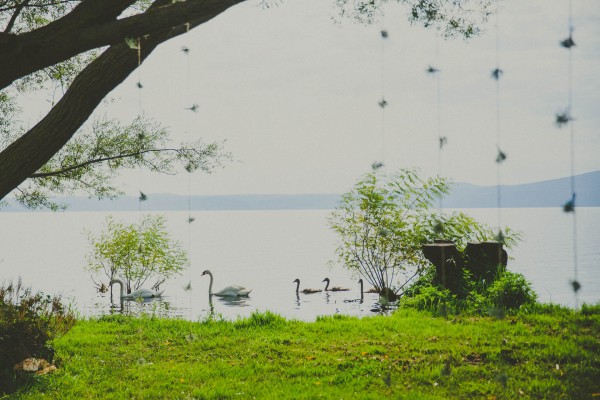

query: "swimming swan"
(109, 279), (163, 299)
(344, 279), (366, 303)
(359, 279), (379, 294)
(293, 279), (322, 294)
(201, 270), (251, 297)
(322, 277), (350, 292)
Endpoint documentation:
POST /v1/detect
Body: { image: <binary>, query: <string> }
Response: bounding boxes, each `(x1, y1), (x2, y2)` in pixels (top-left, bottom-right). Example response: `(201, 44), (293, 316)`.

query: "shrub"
(485, 270), (537, 311)
(399, 283), (455, 313)
(0, 279), (76, 394)
(329, 169), (517, 305)
(86, 214), (188, 294)
(329, 170), (449, 302)
(401, 267), (537, 316)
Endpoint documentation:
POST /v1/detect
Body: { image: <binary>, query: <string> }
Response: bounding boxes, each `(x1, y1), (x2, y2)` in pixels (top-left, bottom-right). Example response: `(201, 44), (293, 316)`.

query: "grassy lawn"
(7, 306), (599, 399)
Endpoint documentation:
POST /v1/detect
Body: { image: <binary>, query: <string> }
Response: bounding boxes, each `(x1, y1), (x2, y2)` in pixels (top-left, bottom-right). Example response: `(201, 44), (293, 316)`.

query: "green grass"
(6, 306), (600, 399)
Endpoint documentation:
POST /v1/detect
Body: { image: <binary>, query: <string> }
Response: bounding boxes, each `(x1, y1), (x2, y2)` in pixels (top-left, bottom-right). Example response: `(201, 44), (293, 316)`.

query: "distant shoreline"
(3, 171), (599, 212)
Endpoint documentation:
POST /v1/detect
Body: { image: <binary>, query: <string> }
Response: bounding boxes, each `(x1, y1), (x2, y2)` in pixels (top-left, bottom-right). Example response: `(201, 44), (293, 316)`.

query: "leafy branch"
(329, 168), (511, 303)
(10, 114), (230, 209)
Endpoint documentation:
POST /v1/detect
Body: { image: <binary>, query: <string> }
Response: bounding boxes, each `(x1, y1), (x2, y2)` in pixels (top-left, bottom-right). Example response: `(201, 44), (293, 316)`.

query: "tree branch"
(0, 0), (243, 200)
(3, 0), (30, 33)
(30, 148), (186, 179)
(0, 1), (75, 13)
(0, 0), (246, 89)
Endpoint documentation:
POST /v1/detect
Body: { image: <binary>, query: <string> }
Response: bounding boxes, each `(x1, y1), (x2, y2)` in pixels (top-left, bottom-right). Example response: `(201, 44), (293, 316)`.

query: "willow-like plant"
(329, 169), (449, 302)
(86, 215), (188, 295)
(329, 168), (512, 303)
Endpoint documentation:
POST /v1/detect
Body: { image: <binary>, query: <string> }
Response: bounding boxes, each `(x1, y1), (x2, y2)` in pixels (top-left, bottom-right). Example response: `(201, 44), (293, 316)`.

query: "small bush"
(400, 283), (454, 312)
(0, 279), (76, 394)
(401, 266), (537, 316)
(486, 270), (537, 310)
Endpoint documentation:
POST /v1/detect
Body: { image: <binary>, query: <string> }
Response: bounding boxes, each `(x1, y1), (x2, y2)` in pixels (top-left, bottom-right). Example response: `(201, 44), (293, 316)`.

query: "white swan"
(201, 270), (251, 297)
(109, 279), (163, 299)
(322, 277), (350, 292)
(293, 278), (322, 294)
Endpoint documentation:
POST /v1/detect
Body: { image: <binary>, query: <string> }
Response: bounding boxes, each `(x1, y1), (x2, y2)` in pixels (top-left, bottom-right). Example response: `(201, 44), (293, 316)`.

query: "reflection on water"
(367, 304), (397, 316)
(214, 296), (251, 307)
(96, 290), (392, 321)
(103, 297), (176, 319)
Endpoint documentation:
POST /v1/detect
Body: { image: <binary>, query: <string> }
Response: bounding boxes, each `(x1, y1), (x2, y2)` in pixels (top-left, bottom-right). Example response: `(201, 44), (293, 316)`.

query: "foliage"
(0, 279), (76, 394)
(14, 51), (98, 94)
(329, 169), (507, 301)
(1, 2), (96, 93)
(333, 0), (492, 38)
(399, 278), (456, 314)
(416, 210), (521, 251)
(486, 270), (537, 310)
(10, 308), (600, 398)
(0, 91), (19, 138)
(0, 1), (75, 34)
(401, 267), (538, 316)
(2, 113), (230, 210)
(86, 214), (188, 293)
(0, 1), (238, 209)
(329, 169), (448, 298)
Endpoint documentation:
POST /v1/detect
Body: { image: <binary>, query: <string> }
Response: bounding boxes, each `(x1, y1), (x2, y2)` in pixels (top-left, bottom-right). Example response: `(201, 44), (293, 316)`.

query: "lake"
(1, 208), (598, 321)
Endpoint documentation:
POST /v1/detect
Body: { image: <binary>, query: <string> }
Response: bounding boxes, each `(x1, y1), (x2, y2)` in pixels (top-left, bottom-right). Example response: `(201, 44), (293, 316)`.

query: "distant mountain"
(443, 170), (600, 208)
(2, 171), (599, 212)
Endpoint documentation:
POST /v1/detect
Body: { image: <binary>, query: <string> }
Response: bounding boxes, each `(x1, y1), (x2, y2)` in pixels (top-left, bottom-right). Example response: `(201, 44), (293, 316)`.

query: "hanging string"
(375, 26), (388, 170)
(137, 37), (143, 108)
(181, 43), (193, 323)
(423, 33), (448, 286)
(133, 37), (151, 308)
(135, 37), (147, 303)
(489, 4), (508, 282)
(136, 38), (148, 379)
(492, 5), (506, 243)
(180, 22), (197, 325)
(434, 36), (443, 211)
(184, 44), (193, 238)
(136, 37), (147, 215)
(426, 35), (443, 213)
(559, 0), (579, 308)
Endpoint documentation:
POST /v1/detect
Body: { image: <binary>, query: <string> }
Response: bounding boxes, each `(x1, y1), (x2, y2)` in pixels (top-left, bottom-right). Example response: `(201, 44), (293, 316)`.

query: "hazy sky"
(25, 0), (600, 196)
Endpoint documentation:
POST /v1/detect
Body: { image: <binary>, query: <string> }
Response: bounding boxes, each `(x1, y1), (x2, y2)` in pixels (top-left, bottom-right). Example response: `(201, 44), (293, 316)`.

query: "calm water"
(1, 208), (598, 321)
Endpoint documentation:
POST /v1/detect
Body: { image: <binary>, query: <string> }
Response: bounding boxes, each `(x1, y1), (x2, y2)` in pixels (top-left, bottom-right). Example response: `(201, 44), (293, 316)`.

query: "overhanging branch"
(30, 148), (186, 178)
(0, 0), (246, 89)
(3, 0), (31, 33)
(0, 0), (242, 200)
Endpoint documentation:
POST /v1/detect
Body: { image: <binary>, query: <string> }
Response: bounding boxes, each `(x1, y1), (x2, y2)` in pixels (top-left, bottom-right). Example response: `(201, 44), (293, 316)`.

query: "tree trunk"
(0, 0), (244, 201)
(0, 0), (245, 90)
